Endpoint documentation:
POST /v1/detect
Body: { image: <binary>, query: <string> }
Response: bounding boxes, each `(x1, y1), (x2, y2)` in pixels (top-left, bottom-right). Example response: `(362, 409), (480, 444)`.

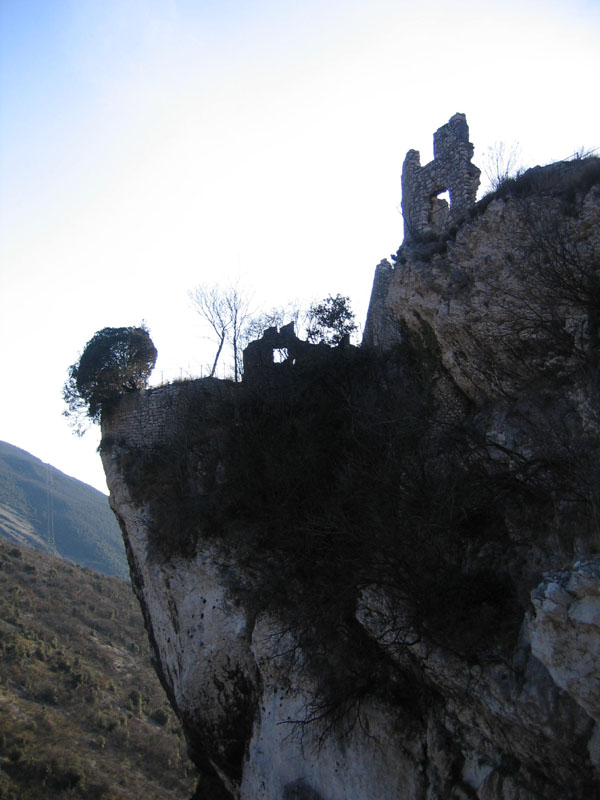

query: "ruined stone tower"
(363, 114), (481, 349)
(401, 113), (480, 241)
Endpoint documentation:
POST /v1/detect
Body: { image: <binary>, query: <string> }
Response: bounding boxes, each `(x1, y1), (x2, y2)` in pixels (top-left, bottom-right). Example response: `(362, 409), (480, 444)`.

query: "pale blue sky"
(1, 0), (599, 492)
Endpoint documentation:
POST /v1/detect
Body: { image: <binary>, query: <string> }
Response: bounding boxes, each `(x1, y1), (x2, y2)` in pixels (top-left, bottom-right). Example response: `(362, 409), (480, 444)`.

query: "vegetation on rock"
(95, 153), (600, 799)
(64, 326), (157, 432)
(104, 157), (600, 749)
(110, 334), (534, 733)
(306, 293), (357, 345)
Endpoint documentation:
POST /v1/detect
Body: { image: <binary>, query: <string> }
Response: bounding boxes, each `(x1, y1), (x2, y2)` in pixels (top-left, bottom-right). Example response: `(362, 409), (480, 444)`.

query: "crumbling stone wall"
(242, 323), (303, 376)
(101, 379), (234, 452)
(401, 113), (480, 241)
(242, 323), (347, 379)
(362, 259), (395, 349)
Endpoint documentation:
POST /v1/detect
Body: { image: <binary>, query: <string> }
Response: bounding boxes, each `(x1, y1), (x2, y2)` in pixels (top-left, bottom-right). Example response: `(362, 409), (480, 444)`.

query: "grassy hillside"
(0, 539), (198, 799)
(0, 441), (127, 578)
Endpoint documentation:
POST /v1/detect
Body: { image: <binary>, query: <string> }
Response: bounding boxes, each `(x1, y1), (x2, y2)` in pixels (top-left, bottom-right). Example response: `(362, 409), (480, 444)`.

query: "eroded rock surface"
(100, 133), (600, 798)
(101, 379), (600, 798)
(528, 557), (600, 728)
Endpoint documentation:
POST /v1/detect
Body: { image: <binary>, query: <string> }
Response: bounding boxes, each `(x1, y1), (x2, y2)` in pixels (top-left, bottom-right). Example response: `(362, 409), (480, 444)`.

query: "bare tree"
(188, 285), (230, 378)
(189, 283), (251, 381)
(226, 284), (252, 382)
(242, 303), (306, 348)
(482, 141), (523, 193)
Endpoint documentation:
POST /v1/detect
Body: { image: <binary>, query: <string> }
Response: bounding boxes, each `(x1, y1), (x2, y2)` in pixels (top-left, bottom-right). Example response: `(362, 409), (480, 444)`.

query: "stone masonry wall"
(401, 113), (480, 241)
(362, 258), (395, 349)
(101, 378), (235, 453)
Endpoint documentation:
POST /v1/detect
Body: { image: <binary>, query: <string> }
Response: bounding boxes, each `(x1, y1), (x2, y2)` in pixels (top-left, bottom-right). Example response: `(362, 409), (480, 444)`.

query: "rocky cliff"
(100, 133), (600, 799)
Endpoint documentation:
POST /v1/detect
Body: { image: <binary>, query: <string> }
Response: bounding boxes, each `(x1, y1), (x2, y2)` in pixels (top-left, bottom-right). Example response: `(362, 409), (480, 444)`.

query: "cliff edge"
(100, 119), (600, 799)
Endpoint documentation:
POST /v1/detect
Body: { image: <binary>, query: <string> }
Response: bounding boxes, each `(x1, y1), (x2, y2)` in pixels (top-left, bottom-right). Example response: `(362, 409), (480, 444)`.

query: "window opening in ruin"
(437, 189), (451, 207)
(273, 348), (289, 363)
(429, 189), (451, 231)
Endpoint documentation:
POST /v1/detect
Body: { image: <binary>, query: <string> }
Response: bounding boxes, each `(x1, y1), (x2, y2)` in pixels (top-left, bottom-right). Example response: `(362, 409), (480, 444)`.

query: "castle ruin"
(363, 114), (481, 349)
(401, 113), (480, 241)
(242, 322), (351, 379)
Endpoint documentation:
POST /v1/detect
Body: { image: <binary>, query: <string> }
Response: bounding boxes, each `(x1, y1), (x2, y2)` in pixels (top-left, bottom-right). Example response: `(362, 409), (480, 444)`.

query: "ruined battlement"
(242, 322), (351, 379)
(401, 113), (480, 241)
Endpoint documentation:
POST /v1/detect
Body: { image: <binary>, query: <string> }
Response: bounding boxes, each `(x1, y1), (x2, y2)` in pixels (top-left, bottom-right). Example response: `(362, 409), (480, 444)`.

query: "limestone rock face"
(379, 170), (600, 407)
(101, 388), (433, 800)
(528, 557), (600, 728)
(100, 156), (600, 800)
(101, 386), (600, 798)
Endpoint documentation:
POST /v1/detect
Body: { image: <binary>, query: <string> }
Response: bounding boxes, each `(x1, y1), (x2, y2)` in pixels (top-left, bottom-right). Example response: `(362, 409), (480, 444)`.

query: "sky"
(1, 0), (599, 494)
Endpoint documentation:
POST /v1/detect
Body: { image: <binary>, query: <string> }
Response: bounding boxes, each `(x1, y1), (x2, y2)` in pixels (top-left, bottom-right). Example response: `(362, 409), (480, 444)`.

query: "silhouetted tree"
(241, 303), (305, 347)
(189, 283), (251, 381)
(306, 294), (357, 346)
(63, 326), (157, 432)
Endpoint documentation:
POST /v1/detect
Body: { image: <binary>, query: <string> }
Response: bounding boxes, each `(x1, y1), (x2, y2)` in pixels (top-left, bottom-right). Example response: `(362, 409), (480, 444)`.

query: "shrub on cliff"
(64, 326), (157, 432)
(306, 294), (357, 346)
(205, 335), (526, 661)
(116, 326), (587, 739)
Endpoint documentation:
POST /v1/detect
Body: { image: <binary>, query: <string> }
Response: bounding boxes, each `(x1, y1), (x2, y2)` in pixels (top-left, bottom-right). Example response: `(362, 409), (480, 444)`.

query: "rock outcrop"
(100, 120), (600, 799)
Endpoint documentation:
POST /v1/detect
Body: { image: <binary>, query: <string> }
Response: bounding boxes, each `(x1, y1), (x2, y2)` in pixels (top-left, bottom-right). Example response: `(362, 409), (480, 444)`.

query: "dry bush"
(0, 541), (197, 800)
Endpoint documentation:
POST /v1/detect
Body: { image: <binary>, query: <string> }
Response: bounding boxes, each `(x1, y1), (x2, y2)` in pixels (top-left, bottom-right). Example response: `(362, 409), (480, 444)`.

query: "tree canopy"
(64, 326), (157, 432)
(306, 294), (357, 346)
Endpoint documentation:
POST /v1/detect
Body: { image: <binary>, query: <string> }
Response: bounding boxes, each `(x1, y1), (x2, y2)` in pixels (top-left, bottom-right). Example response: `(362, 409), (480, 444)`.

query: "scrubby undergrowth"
(0, 540), (197, 800)
(106, 309), (600, 734)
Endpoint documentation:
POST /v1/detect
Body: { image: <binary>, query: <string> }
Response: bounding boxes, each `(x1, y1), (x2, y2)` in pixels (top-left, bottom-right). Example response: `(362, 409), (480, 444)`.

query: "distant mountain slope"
(0, 441), (127, 578)
(0, 539), (197, 799)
